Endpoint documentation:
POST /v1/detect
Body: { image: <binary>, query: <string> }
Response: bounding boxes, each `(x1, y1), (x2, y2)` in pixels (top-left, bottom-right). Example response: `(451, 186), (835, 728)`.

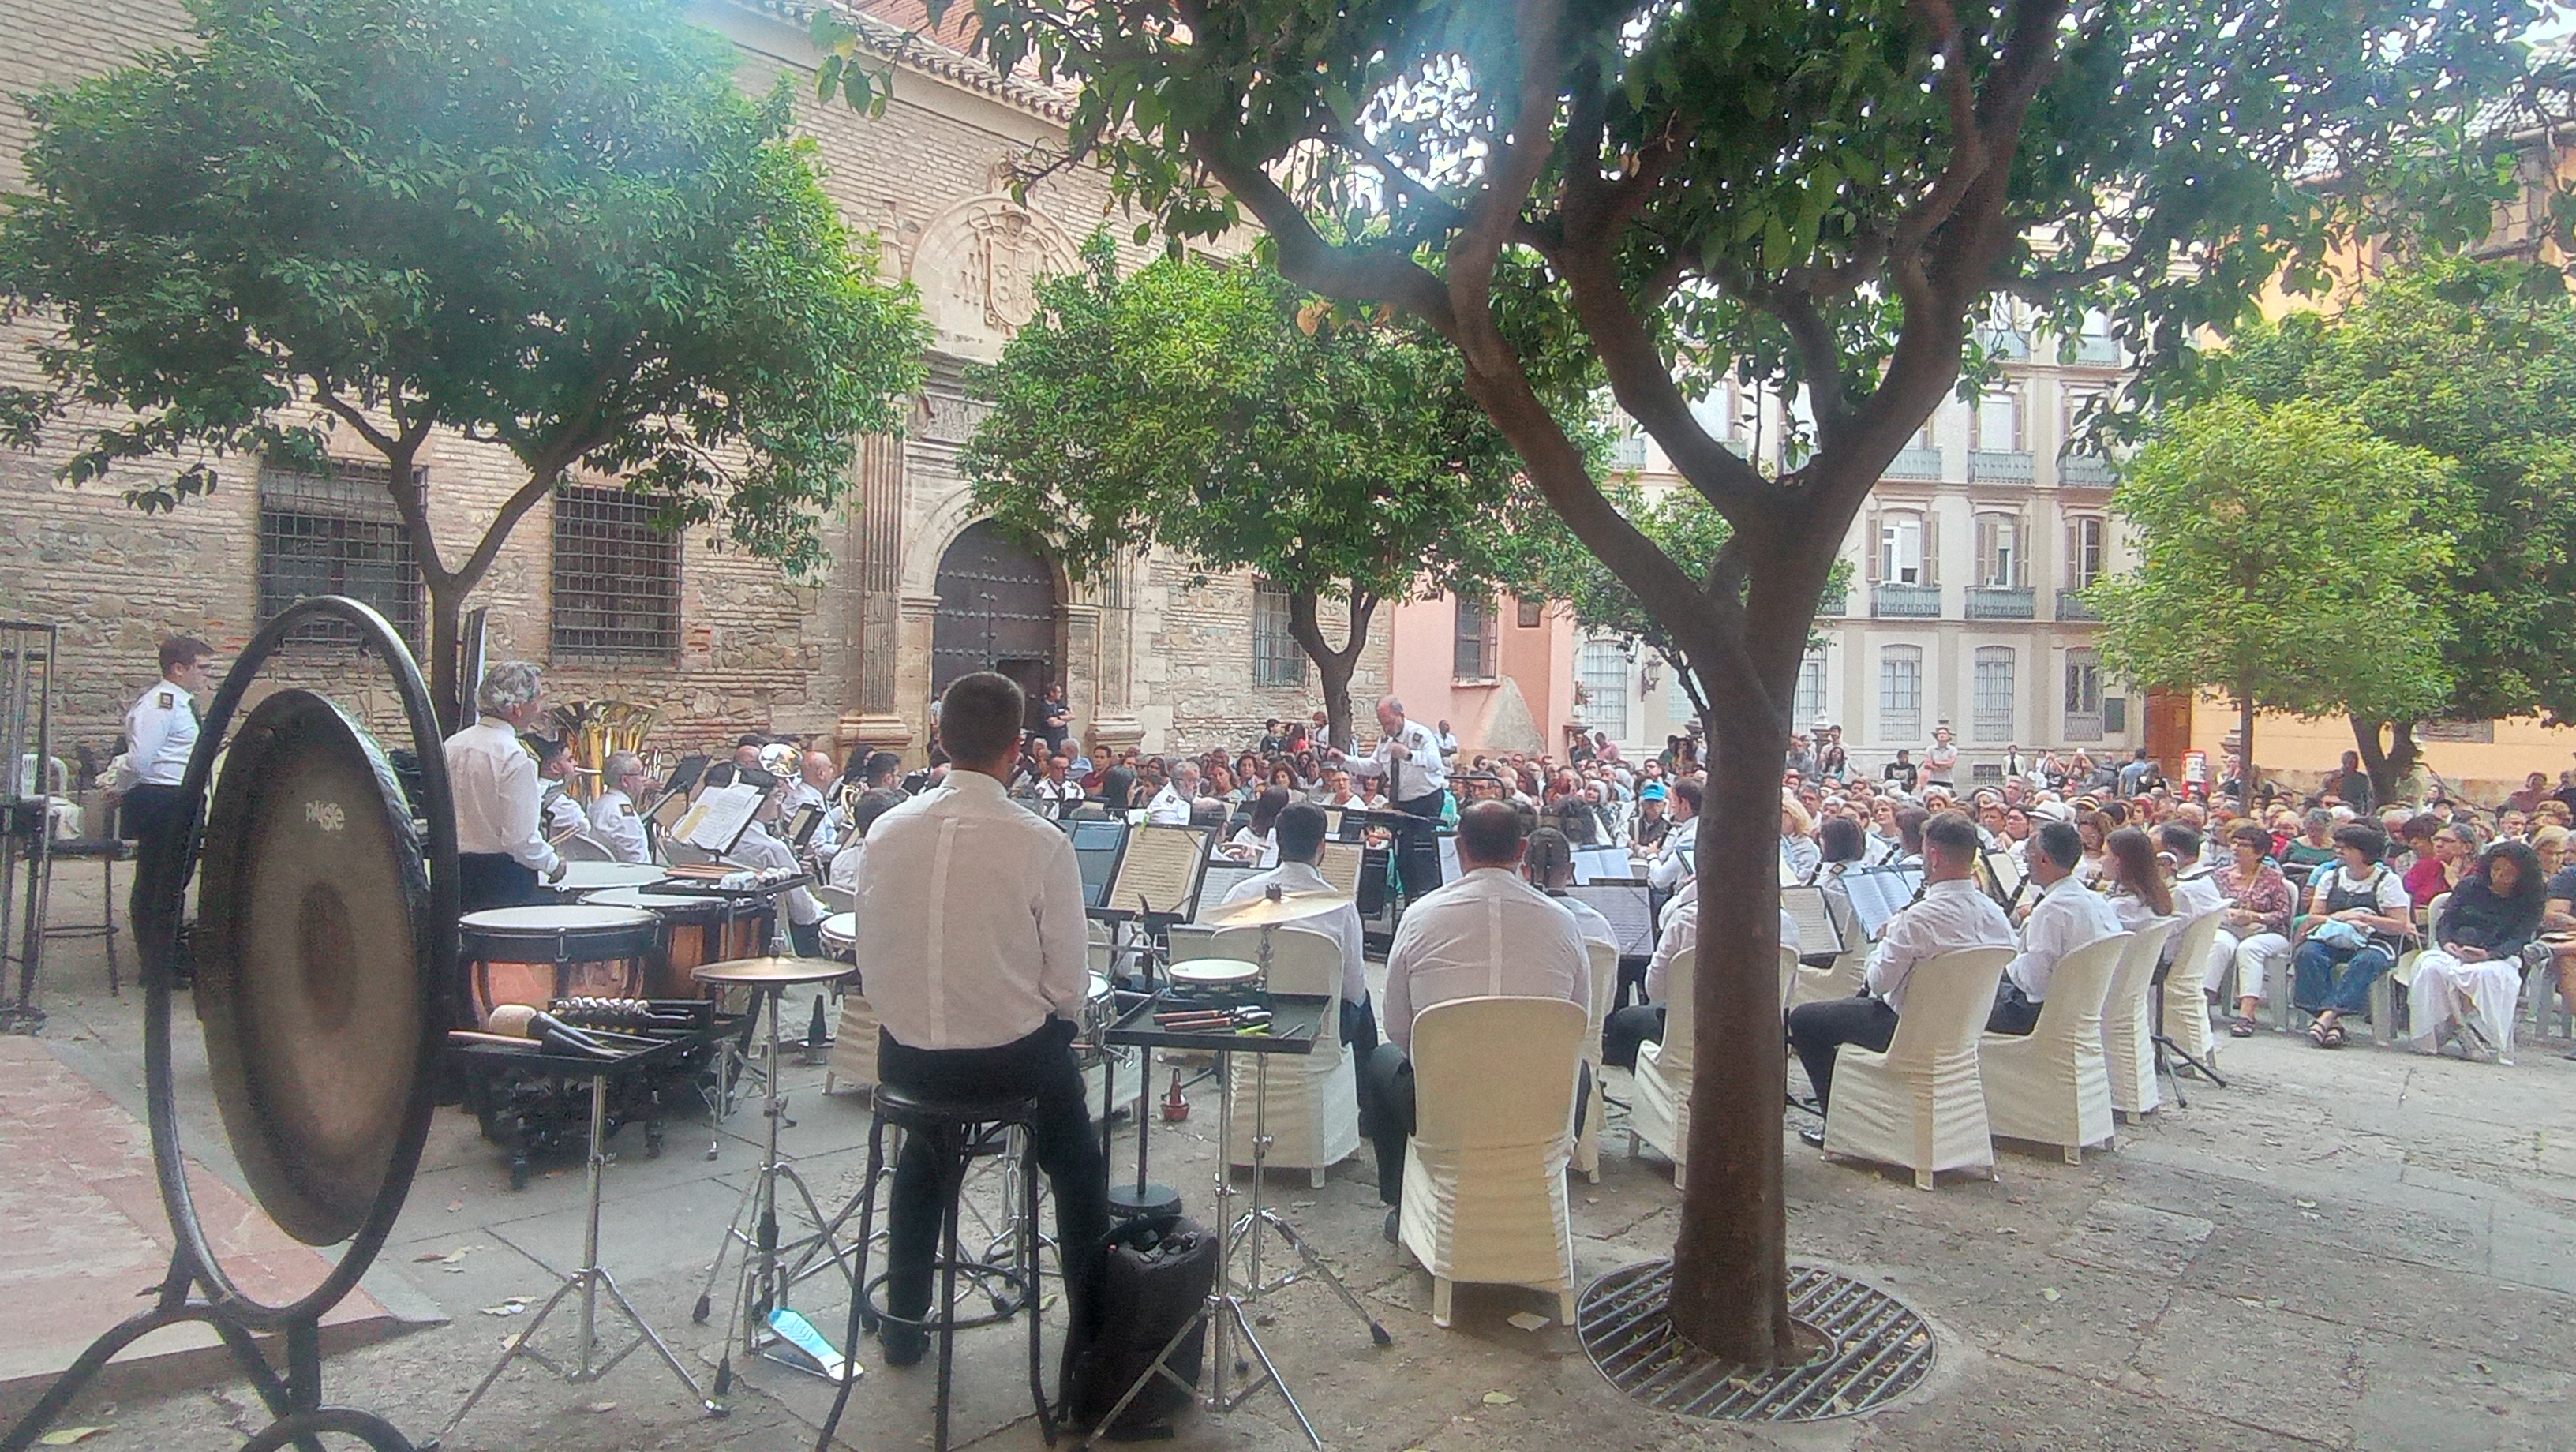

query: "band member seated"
(1219, 803), (1376, 1056)
(1525, 828), (1618, 952)
(529, 735), (588, 841)
(114, 635), (215, 949)
(1989, 821), (2118, 1035)
(827, 788), (908, 896)
(786, 750), (844, 855)
(445, 661), (566, 911)
(1601, 866), (1799, 1072)
(850, 672), (1108, 1368)
(590, 750), (654, 864)
(1785, 811), (2012, 1143)
(1364, 801), (1589, 1241)
(717, 766), (826, 957)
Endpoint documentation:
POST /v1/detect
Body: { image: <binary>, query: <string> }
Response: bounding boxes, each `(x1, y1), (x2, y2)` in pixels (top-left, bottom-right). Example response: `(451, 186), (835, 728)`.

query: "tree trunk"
(2349, 717), (2417, 806)
(2237, 687), (2258, 803)
(1286, 586), (1376, 754)
(428, 582), (465, 734)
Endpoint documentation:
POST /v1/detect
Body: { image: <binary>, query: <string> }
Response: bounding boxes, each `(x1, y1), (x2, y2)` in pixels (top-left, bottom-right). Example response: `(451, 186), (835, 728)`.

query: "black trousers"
(1341, 994), (1379, 1058)
(458, 852), (541, 915)
(1391, 791), (1447, 902)
(1784, 994), (1898, 1115)
(878, 1022), (1108, 1353)
(1361, 1042), (1588, 1207)
(1601, 1002), (1666, 1071)
(1986, 984), (2042, 1036)
(788, 918), (822, 959)
(119, 783), (190, 971)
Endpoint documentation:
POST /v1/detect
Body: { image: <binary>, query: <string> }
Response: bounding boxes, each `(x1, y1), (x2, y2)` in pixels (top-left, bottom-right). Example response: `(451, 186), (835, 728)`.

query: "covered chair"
(1788, 948), (1868, 1010)
(1627, 949), (1694, 1180)
(1215, 924), (1360, 1184)
(2158, 908), (2226, 1083)
(1398, 996), (1586, 1327)
(1573, 940), (1619, 1184)
(2102, 918), (2178, 1119)
(1821, 946), (2012, 1190)
(1979, 933), (2129, 1164)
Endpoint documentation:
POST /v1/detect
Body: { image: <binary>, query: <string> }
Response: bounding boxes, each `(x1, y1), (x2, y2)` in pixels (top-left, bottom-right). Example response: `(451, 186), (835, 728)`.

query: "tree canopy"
(960, 236), (1535, 746)
(897, 0), (2543, 1362)
(0, 0), (928, 718)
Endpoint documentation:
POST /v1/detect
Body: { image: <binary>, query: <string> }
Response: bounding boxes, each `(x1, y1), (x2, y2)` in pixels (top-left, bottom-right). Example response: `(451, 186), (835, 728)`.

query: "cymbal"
(692, 955), (857, 987)
(1203, 889), (1351, 928)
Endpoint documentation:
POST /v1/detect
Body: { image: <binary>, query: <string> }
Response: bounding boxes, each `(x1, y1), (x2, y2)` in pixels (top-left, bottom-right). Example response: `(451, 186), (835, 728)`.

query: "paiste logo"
(304, 799), (347, 833)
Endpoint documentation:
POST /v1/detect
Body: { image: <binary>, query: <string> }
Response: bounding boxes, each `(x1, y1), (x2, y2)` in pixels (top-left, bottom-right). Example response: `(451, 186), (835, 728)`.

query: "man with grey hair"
(445, 661), (566, 910)
(589, 750), (653, 864)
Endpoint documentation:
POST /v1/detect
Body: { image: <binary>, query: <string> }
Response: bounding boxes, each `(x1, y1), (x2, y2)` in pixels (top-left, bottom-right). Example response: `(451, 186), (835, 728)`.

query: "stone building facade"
(0, 0), (1379, 764)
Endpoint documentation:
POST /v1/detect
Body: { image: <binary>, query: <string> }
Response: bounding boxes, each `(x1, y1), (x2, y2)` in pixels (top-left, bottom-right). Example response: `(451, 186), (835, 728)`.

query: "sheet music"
(1193, 863), (1263, 921)
(1436, 835), (1460, 883)
(1106, 824), (1209, 916)
(1572, 844), (1630, 886)
(1566, 883), (1657, 956)
(1780, 884), (1845, 956)
(672, 783), (762, 852)
(1979, 848), (2026, 908)
(1841, 865), (1923, 941)
(1317, 840), (1366, 898)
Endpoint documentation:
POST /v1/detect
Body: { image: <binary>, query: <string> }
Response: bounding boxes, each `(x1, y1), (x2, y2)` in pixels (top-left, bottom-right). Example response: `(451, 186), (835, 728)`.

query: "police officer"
(589, 750), (654, 864)
(114, 636), (216, 950)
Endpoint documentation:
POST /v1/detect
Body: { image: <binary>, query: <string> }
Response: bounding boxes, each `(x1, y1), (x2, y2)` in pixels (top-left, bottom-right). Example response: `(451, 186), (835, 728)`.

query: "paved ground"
(9, 866), (2575, 1450)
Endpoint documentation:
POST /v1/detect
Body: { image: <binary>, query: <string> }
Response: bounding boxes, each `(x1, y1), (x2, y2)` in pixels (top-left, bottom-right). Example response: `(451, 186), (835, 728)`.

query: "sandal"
(2322, 1022), (2348, 1049)
(2230, 1016), (2257, 1038)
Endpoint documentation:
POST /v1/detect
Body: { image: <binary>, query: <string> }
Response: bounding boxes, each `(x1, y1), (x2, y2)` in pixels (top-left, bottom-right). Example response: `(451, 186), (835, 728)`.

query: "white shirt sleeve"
(1035, 836), (1091, 1022)
(497, 748), (560, 875)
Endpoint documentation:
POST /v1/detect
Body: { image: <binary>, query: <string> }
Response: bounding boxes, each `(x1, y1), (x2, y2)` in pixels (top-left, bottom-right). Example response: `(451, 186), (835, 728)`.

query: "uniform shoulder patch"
(157, 691), (175, 709)
(620, 803), (637, 816)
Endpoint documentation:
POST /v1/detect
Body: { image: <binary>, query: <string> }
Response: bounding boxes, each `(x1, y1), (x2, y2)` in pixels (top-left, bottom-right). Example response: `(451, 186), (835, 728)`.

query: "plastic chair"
(1820, 946), (2012, 1190)
(1574, 940), (1618, 1184)
(1398, 996), (1586, 1327)
(1979, 933), (2129, 1164)
(1214, 925), (1358, 1184)
(1627, 949), (1694, 1180)
(2102, 918), (2177, 1119)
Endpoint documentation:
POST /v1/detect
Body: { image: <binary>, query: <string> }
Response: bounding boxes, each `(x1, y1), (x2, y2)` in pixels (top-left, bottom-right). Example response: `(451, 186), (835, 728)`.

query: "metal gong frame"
(1, 597), (456, 1452)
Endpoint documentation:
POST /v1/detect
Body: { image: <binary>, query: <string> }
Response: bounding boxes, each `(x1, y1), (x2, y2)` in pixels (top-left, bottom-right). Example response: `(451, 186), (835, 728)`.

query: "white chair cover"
(1627, 949), (1694, 1177)
(2160, 909), (2225, 1068)
(1215, 925), (1359, 1181)
(1822, 946), (2011, 1190)
(1788, 948), (1868, 1009)
(814, 882), (857, 915)
(1979, 933), (2129, 1163)
(2102, 917), (2177, 1117)
(822, 991), (881, 1096)
(1398, 996), (1586, 1327)
(1573, 940), (1619, 1183)
(556, 831), (615, 863)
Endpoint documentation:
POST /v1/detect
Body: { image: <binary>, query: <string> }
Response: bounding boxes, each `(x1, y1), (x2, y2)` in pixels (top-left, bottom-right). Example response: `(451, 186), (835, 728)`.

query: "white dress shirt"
(444, 717), (560, 875)
(1382, 866), (1588, 1052)
(853, 769), (1090, 1051)
(118, 679), (198, 790)
(1353, 719), (1449, 804)
(1646, 895), (1799, 1001)
(542, 787), (587, 841)
(1648, 830), (1694, 890)
(589, 788), (652, 864)
(1144, 783), (1193, 825)
(1863, 878), (2015, 1016)
(829, 836), (867, 893)
(2172, 870), (2225, 922)
(1220, 859), (1367, 1007)
(2006, 873), (2121, 1003)
(729, 820), (822, 926)
(781, 778), (840, 855)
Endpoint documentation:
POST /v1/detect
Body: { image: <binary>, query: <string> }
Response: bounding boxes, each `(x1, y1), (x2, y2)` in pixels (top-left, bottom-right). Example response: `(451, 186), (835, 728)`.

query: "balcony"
(1819, 585), (1849, 616)
(2056, 588), (2100, 622)
(1975, 328), (2031, 359)
(2074, 335), (2121, 365)
(1968, 450), (2035, 483)
(2057, 454), (2115, 487)
(1966, 586), (2035, 619)
(1885, 445), (1944, 480)
(1871, 583), (1942, 618)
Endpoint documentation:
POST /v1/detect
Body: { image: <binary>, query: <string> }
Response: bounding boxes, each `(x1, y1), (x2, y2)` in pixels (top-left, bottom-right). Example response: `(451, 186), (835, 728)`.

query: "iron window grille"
(256, 458), (427, 649)
(552, 482), (682, 661)
(1252, 580), (1307, 687)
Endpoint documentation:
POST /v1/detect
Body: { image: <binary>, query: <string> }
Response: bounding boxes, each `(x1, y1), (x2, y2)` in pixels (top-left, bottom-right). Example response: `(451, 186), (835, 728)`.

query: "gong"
(193, 687), (431, 1245)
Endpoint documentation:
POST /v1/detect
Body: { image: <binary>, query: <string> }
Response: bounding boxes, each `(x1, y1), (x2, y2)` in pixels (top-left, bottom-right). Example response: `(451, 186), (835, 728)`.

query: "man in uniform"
(445, 662), (567, 911)
(786, 749), (843, 855)
(852, 672), (1106, 1369)
(114, 635), (217, 948)
(1341, 696), (1449, 902)
(590, 751), (654, 864)
(530, 735), (589, 841)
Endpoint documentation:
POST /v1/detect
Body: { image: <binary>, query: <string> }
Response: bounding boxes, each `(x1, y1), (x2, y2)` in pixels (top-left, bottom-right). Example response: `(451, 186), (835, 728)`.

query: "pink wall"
(1387, 595), (1576, 757)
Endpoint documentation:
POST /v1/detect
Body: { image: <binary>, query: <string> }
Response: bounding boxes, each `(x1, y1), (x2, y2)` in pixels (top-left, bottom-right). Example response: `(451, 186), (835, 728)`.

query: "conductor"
(850, 672), (1108, 1367)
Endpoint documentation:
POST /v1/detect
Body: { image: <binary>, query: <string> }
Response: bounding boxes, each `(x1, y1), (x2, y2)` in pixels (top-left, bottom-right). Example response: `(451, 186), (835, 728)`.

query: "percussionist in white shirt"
(1363, 801), (1589, 1237)
(1786, 811), (2013, 1133)
(1989, 820), (2120, 1035)
(114, 634), (216, 947)
(589, 750), (654, 864)
(1219, 803), (1374, 1054)
(443, 662), (567, 911)
(850, 672), (1107, 1368)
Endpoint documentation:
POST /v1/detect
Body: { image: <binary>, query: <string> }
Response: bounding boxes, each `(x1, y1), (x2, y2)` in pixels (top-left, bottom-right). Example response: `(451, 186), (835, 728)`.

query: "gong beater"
(2, 596), (450, 1452)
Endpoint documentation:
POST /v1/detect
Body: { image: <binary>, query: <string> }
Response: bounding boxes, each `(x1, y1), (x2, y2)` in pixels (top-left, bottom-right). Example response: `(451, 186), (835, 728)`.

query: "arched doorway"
(931, 520), (1058, 731)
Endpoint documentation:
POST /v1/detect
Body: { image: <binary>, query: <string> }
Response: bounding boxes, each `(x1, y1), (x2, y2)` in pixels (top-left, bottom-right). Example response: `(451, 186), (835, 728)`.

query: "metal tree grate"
(1576, 1260), (1933, 1421)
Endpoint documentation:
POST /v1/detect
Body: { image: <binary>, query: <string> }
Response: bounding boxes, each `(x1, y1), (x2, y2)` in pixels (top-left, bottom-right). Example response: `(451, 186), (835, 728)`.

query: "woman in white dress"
(2406, 840), (2544, 1061)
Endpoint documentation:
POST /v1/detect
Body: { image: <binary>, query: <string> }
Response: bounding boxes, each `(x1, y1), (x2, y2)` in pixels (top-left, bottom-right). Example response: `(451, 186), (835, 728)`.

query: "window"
(1517, 597), (1544, 629)
(2067, 515), (2106, 589)
(1453, 597), (1498, 680)
(1580, 642), (1631, 742)
(1610, 418), (1649, 470)
(1878, 511), (1926, 586)
(1975, 513), (2023, 588)
(1668, 664), (1701, 725)
(1793, 648), (1828, 727)
(2065, 648), (2105, 741)
(1252, 579), (1306, 687)
(552, 482), (681, 659)
(1879, 646), (1923, 740)
(256, 458), (426, 649)
(1974, 388), (2024, 452)
(1973, 647), (2016, 743)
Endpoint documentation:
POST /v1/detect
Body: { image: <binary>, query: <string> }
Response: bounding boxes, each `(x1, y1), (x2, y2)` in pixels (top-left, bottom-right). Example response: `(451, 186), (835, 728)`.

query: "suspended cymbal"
(692, 955), (858, 987)
(1202, 889), (1351, 928)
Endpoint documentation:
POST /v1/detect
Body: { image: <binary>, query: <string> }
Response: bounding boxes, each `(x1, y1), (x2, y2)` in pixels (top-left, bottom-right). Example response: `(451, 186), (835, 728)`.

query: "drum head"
(554, 861), (665, 891)
(459, 904), (656, 933)
(1169, 957), (1261, 989)
(195, 690), (429, 1247)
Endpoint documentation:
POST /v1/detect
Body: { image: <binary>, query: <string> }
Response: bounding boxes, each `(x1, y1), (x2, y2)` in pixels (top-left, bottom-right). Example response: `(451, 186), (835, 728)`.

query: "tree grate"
(1575, 1260), (1934, 1421)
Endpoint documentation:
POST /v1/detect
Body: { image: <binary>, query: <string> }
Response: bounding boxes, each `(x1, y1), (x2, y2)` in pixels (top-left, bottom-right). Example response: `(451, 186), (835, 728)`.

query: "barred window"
(256, 458), (426, 649)
(1453, 597), (1498, 681)
(1579, 641), (1630, 742)
(1973, 646), (2016, 743)
(1252, 580), (1306, 688)
(552, 483), (681, 660)
(1793, 648), (1828, 726)
(1879, 646), (1923, 741)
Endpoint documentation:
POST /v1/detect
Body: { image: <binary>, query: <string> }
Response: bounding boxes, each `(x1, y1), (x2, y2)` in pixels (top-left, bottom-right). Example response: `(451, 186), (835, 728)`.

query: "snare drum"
(582, 887), (741, 999)
(818, 911), (858, 962)
(459, 905), (657, 1028)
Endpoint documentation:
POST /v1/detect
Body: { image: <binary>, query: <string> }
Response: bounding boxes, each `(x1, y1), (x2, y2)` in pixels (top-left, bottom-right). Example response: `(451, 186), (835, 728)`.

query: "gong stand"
(3, 598), (452, 1452)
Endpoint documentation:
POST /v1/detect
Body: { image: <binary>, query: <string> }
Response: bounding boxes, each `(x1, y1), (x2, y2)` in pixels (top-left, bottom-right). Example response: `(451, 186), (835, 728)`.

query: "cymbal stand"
(448, 1069), (721, 1432)
(691, 983), (849, 1391)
